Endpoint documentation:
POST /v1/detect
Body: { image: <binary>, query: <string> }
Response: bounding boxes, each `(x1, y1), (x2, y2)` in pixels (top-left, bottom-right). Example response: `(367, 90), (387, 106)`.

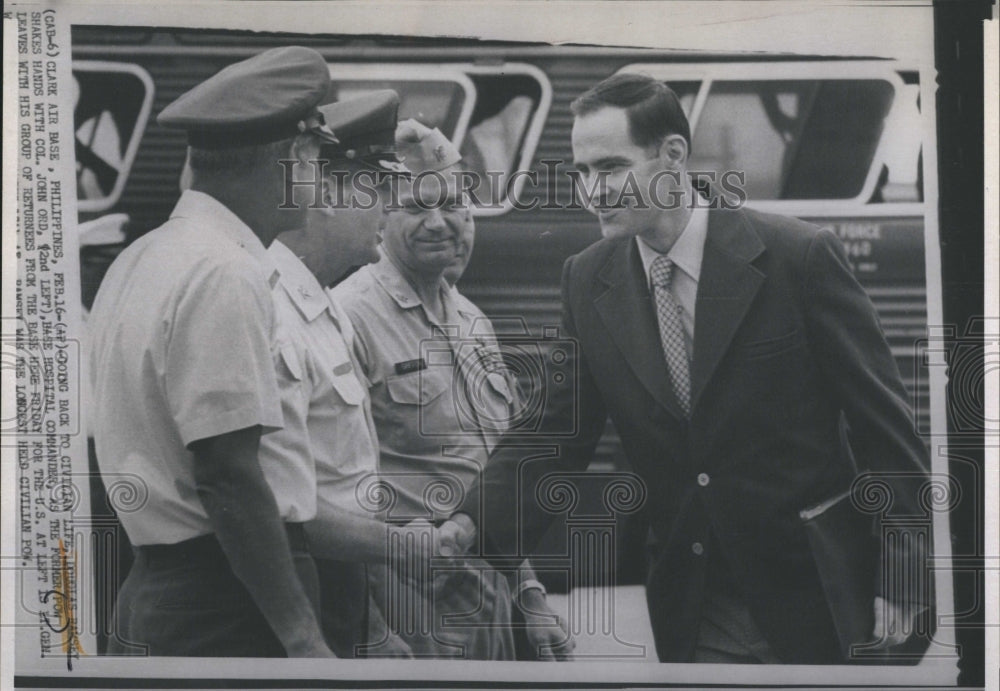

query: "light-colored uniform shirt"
(331, 250), (520, 522)
(636, 198), (709, 360)
(88, 190), (283, 546)
(259, 241), (380, 522)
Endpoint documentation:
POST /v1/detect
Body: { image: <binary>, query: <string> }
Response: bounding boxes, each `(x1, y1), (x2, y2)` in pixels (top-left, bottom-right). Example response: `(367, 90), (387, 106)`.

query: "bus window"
(621, 63), (921, 209)
(327, 63), (551, 215)
(460, 72), (544, 212)
(72, 62), (154, 213)
(689, 79), (895, 201)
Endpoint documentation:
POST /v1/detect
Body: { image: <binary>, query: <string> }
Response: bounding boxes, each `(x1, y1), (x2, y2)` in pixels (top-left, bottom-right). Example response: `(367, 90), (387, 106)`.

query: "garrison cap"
(157, 46), (338, 149)
(394, 118), (462, 174)
(317, 90), (407, 174)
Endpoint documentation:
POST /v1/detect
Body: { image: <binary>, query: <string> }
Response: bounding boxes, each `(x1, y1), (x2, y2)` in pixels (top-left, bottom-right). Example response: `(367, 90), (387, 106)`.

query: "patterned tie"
(650, 254), (691, 417)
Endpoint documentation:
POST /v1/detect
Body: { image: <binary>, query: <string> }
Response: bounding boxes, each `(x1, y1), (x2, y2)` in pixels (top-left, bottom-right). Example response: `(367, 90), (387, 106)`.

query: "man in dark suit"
(445, 73), (930, 664)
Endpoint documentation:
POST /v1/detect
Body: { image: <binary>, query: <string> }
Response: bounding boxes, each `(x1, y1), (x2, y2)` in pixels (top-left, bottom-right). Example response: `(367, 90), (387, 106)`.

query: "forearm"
(472, 376), (605, 559)
(191, 427), (329, 656)
(305, 504), (392, 562)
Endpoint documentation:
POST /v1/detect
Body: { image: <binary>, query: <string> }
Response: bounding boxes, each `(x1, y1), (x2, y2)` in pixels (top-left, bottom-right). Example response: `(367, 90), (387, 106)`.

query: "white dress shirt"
(635, 200), (710, 360)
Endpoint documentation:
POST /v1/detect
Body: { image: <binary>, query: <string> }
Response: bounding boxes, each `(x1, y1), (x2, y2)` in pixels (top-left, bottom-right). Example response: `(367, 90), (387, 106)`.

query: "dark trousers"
(107, 527), (318, 657)
(315, 558), (369, 658)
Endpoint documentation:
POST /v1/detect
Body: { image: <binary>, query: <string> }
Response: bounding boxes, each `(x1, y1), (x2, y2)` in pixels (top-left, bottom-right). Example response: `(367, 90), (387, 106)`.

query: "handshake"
(435, 513), (477, 557)
(388, 512), (478, 561)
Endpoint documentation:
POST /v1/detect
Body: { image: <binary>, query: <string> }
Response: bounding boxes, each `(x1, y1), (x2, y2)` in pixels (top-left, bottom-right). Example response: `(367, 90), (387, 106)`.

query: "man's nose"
(422, 208), (448, 231)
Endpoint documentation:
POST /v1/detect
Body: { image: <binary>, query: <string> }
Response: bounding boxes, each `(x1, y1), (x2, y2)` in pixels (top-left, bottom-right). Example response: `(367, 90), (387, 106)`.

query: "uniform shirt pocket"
(276, 342), (303, 382)
(329, 361), (364, 406)
(385, 369), (450, 406)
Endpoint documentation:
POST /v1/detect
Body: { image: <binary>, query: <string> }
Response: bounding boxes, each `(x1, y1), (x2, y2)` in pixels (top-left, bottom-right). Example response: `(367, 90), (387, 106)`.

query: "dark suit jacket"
(470, 206), (930, 663)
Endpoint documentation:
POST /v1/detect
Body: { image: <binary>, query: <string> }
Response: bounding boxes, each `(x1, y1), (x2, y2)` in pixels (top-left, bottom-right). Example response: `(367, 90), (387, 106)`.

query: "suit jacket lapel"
(595, 240), (686, 419)
(690, 208), (766, 411)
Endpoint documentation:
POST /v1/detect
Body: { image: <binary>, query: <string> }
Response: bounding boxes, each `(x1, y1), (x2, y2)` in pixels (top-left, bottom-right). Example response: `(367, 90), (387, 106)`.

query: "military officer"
(88, 46), (340, 658)
(258, 91), (423, 657)
(331, 121), (574, 660)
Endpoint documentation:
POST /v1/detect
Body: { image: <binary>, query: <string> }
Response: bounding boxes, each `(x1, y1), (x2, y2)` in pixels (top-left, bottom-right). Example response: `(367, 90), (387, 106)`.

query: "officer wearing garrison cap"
(332, 121), (574, 660)
(258, 91), (424, 658)
(89, 46), (342, 657)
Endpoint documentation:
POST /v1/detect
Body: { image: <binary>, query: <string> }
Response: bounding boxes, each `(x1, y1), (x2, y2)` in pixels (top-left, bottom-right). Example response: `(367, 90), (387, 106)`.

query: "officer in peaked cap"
(256, 88), (415, 658)
(285, 89), (408, 277)
(158, 45), (339, 150)
(89, 46), (337, 658)
(316, 89), (408, 176)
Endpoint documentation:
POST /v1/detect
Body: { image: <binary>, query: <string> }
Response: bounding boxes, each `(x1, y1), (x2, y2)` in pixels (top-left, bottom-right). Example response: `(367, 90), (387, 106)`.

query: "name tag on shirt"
(394, 358), (427, 375)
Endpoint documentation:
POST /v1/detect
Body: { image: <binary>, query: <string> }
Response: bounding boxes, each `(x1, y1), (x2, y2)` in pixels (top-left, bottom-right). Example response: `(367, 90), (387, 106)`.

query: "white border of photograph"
(3, 1), (993, 688)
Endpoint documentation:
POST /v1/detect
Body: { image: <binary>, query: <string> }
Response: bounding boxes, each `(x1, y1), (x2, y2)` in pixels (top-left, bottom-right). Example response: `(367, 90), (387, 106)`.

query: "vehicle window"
(328, 64), (550, 215)
(687, 79), (895, 201)
(459, 73), (544, 212)
(72, 62), (154, 213)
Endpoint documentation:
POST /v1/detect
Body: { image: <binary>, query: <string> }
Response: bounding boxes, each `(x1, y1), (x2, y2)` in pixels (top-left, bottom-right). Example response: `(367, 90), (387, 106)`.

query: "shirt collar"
(268, 239), (334, 323)
(636, 194), (709, 288)
(452, 289), (480, 319)
(170, 190), (270, 266)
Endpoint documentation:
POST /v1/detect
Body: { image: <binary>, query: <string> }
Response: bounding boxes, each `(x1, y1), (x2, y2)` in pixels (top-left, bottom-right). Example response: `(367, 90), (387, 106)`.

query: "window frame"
(327, 62), (553, 217)
(72, 60), (156, 214)
(618, 61), (920, 217)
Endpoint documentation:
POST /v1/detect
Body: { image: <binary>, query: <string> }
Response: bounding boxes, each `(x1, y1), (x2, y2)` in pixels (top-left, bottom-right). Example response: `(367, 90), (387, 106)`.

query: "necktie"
(650, 254), (691, 417)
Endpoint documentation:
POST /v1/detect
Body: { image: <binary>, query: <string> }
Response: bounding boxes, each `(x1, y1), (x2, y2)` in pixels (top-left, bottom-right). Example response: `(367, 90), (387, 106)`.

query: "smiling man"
(331, 120), (573, 660)
(457, 72), (932, 664)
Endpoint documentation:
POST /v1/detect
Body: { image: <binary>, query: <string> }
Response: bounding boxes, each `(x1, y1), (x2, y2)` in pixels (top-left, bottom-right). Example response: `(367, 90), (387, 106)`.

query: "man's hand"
(518, 588), (575, 661)
(437, 513), (477, 557)
(870, 595), (918, 649)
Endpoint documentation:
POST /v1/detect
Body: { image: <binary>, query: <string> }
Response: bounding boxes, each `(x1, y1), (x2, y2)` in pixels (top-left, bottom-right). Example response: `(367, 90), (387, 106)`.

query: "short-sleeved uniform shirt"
(259, 241), (380, 522)
(88, 190), (283, 546)
(330, 250), (520, 522)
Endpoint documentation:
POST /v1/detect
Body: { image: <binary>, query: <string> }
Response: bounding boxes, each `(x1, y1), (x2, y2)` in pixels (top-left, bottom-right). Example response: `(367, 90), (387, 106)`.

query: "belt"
(139, 523), (309, 566)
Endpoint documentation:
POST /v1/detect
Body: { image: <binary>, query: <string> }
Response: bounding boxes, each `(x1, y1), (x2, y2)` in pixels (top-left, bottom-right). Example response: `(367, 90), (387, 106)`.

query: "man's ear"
(290, 134), (321, 166)
(658, 134), (689, 168)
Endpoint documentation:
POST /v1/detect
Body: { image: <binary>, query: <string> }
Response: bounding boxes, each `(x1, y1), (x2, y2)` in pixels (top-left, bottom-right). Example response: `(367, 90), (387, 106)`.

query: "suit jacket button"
(697, 473), (710, 487)
(691, 542), (704, 556)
